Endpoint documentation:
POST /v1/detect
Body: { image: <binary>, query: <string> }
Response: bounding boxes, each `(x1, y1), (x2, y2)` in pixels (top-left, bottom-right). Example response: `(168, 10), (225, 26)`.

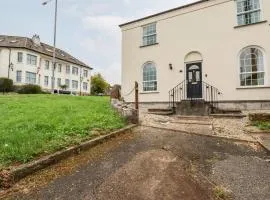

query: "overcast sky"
(0, 0), (196, 84)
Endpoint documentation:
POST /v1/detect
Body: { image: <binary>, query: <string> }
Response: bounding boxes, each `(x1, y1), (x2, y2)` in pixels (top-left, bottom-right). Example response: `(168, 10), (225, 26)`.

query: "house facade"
(120, 0), (270, 110)
(0, 35), (92, 95)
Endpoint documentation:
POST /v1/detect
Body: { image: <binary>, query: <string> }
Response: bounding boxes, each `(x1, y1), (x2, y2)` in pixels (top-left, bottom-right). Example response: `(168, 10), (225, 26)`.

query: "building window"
(25, 72), (36, 84)
(65, 79), (70, 89)
(240, 47), (264, 86)
(143, 23), (157, 46)
(58, 64), (62, 73)
(16, 71), (22, 82)
(66, 65), (70, 74)
(27, 54), (37, 65)
(17, 52), (23, 63)
(83, 82), (88, 91)
(57, 78), (61, 87)
(45, 60), (50, 70)
(143, 62), (157, 92)
(72, 80), (78, 89)
(72, 67), (79, 75)
(236, 0), (261, 26)
(44, 76), (49, 86)
(83, 69), (88, 78)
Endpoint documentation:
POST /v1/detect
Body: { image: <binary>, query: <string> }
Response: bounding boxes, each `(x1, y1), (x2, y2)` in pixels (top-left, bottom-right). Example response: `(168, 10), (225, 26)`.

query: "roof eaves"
(119, 0), (209, 27)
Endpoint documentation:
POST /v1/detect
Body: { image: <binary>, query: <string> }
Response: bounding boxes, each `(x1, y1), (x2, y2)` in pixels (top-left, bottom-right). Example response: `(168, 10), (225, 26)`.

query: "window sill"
(234, 20), (267, 29)
(140, 43), (159, 48)
(236, 86), (270, 89)
(140, 91), (160, 94)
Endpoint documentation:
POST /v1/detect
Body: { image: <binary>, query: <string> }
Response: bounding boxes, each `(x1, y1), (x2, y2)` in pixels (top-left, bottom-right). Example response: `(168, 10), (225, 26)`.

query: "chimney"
(32, 34), (41, 46)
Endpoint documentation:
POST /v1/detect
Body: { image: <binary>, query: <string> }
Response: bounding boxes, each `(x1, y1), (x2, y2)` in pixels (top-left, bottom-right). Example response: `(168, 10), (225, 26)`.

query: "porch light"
(169, 63), (173, 70)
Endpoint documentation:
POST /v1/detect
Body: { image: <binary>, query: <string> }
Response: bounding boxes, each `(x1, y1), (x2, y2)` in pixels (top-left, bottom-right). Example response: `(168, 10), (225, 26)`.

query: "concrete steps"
(148, 108), (174, 116)
(210, 114), (246, 118)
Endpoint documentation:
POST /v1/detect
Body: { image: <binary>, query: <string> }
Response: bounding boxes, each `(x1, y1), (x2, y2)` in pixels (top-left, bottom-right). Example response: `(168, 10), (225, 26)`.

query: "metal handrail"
(169, 80), (222, 113)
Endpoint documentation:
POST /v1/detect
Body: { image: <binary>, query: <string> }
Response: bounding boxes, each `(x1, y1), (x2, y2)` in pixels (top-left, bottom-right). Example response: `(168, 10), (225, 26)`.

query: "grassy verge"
(0, 95), (126, 168)
(252, 121), (270, 131)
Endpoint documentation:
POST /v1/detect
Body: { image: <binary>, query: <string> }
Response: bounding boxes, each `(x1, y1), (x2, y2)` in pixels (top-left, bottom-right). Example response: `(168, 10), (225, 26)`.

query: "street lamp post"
(42, 0), (58, 94)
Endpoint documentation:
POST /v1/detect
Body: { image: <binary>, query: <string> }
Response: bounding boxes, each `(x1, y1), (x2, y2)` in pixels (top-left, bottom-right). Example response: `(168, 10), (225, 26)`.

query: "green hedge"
(0, 78), (13, 93)
(16, 84), (43, 94)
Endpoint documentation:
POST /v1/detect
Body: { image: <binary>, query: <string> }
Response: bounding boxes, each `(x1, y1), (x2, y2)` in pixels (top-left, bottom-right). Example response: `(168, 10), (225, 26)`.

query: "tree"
(91, 73), (110, 95)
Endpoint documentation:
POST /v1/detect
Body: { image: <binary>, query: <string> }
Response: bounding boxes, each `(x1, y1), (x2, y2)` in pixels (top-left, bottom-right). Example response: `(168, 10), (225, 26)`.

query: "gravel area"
(141, 113), (255, 141)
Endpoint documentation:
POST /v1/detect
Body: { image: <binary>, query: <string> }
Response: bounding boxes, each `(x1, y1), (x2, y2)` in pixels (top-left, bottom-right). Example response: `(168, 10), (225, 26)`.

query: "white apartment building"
(0, 35), (92, 95)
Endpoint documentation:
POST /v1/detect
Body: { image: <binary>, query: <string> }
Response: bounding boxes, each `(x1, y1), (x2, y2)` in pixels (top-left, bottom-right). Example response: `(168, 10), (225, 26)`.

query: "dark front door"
(186, 62), (202, 99)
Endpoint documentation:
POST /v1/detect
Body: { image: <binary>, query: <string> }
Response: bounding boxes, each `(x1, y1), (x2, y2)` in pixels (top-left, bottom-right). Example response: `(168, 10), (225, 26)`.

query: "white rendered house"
(120, 0), (270, 111)
(0, 35), (92, 95)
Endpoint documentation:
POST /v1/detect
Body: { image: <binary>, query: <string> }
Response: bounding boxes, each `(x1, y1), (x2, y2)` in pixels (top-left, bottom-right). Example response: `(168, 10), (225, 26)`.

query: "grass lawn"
(0, 95), (126, 168)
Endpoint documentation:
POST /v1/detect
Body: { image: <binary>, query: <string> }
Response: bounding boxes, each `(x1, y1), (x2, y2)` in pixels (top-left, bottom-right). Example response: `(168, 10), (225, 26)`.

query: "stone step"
(210, 114), (246, 118)
(148, 108), (173, 112)
(176, 115), (212, 121)
(213, 108), (242, 114)
(148, 111), (174, 116)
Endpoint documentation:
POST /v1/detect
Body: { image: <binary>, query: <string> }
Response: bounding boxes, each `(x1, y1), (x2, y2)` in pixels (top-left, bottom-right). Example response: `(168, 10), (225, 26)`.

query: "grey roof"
(119, 0), (209, 27)
(0, 35), (92, 70)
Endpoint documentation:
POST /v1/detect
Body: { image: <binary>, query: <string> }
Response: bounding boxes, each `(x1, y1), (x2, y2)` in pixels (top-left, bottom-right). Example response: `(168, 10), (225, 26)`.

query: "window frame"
(27, 54), (37, 66)
(66, 65), (71, 74)
(45, 60), (50, 70)
(44, 76), (49, 86)
(142, 62), (158, 92)
(236, 0), (262, 26)
(58, 64), (62, 73)
(72, 66), (79, 76)
(72, 80), (78, 89)
(238, 46), (267, 87)
(17, 52), (23, 63)
(25, 71), (37, 84)
(142, 23), (157, 47)
(83, 69), (88, 78)
(16, 70), (22, 82)
(83, 82), (88, 91)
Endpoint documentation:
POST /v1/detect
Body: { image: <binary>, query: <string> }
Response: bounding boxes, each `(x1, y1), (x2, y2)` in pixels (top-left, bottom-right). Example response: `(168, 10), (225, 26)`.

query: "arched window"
(240, 47), (264, 86)
(143, 62), (157, 92)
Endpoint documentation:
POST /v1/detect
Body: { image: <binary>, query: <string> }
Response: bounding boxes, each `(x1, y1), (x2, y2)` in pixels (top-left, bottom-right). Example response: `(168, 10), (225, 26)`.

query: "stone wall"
(111, 99), (138, 124)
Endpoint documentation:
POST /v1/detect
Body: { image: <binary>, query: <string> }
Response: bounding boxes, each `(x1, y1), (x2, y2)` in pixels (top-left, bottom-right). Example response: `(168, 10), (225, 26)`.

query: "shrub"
(0, 78), (13, 94)
(17, 84), (43, 94)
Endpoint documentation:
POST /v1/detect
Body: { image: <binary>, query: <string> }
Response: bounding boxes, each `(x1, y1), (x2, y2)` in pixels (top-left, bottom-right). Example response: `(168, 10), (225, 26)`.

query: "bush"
(17, 84), (43, 94)
(0, 78), (13, 94)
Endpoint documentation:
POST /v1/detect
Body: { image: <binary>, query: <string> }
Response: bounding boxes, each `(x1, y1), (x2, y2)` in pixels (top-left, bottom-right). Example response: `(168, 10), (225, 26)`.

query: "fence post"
(135, 81), (139, 123)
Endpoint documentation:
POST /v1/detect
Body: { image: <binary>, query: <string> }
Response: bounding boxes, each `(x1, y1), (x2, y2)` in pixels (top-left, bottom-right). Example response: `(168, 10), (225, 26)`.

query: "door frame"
(185, 62), (203, 99)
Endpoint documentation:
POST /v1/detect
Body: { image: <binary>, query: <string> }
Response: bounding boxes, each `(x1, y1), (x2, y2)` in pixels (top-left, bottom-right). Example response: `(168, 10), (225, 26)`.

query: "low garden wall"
(111, 98), (138, 124)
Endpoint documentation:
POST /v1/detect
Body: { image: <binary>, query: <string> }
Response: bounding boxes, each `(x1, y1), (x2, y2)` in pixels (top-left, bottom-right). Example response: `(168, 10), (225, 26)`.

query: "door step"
(212, 108), (242, 114)
(148, 108), (174, 116)
(210, 114), (246, 118)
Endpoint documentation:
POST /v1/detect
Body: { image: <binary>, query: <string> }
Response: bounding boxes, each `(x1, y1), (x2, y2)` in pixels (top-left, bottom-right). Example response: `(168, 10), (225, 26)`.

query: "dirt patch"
(95, 150), (210, 200)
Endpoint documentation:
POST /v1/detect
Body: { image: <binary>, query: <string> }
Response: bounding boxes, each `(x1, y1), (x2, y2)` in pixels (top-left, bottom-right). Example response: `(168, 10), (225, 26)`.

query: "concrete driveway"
(5, 126), (270, 200)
